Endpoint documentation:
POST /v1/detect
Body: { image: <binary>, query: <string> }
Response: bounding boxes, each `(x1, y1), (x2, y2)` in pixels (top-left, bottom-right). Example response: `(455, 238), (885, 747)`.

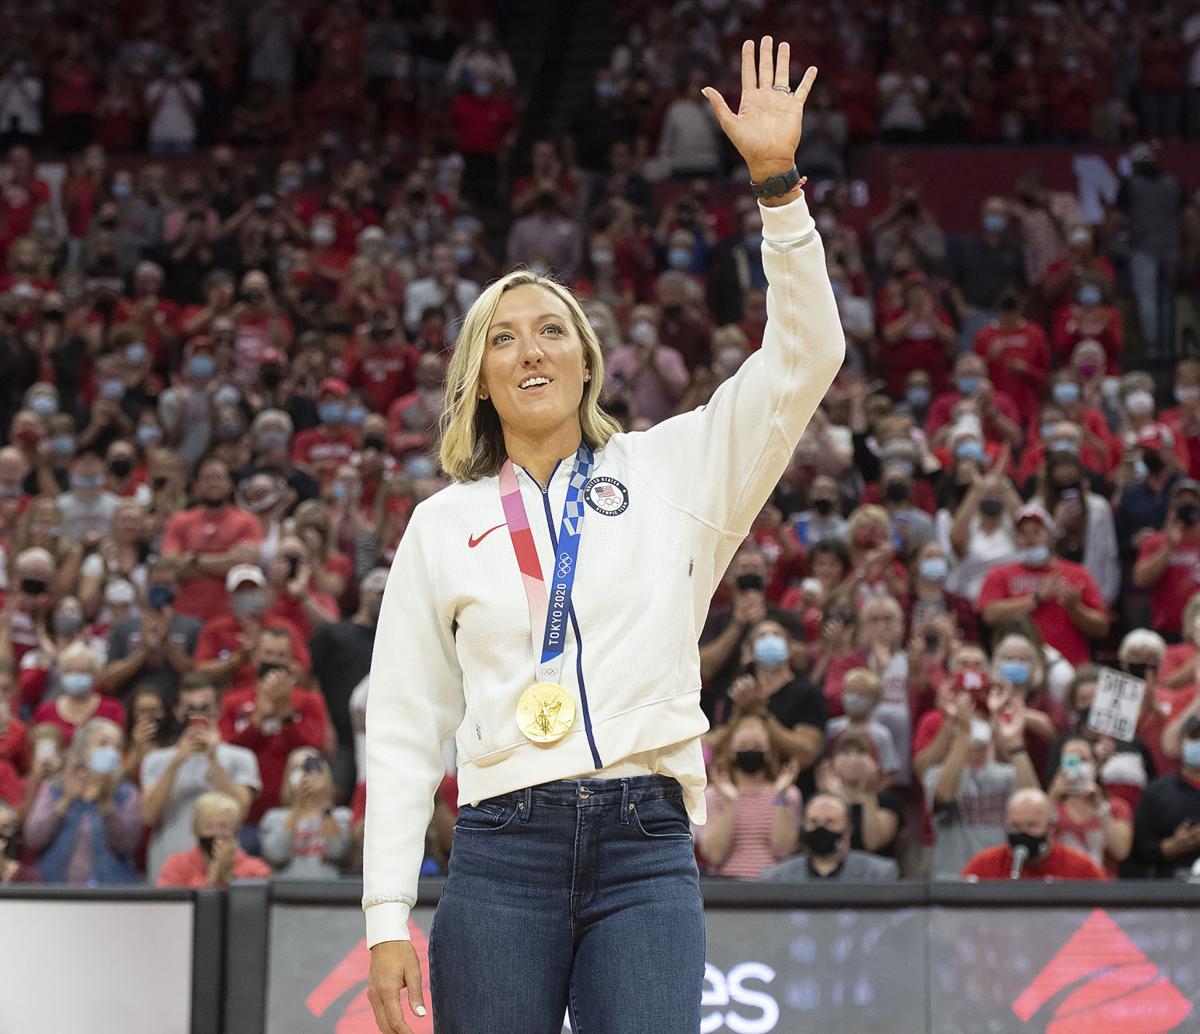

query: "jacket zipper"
(523, 462), (604, 769)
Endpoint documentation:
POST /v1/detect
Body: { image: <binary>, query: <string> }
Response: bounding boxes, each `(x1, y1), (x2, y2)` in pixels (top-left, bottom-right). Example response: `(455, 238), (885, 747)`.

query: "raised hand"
(702, 38), (817, 182)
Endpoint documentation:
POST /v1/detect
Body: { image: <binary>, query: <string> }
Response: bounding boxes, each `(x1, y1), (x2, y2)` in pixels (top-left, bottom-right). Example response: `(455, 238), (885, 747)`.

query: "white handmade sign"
(1086, 666), (1146, 741)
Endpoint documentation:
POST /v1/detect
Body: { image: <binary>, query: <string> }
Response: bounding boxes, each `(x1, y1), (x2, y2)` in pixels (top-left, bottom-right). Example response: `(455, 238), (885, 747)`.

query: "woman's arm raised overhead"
(629, 39), (844, 536)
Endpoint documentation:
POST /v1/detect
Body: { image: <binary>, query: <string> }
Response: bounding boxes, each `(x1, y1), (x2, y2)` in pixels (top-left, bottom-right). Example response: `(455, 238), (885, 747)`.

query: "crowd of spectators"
(1, 1), (1200, 893)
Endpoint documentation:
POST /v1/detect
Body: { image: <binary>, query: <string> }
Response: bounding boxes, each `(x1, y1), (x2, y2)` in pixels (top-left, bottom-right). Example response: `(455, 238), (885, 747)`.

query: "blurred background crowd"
(2, 0), (1200, 890)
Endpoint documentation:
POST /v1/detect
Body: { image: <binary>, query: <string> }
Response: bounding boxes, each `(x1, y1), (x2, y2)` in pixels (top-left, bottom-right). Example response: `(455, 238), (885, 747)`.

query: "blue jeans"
(428, 774), (705, 1034)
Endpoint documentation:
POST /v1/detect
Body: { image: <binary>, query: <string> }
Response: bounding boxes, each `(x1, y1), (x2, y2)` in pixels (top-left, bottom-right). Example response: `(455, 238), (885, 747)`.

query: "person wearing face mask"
(310, 568), (388, 795)
(157, 790), (271, 888)
(245, 409), (319, 505)
(101, 558), (201, 704)
(292, 378), (359, 483)
(1116, 423), (1187, 564)
(1160, 358), (1200, 480)
(942, 465), (1020, 604)
(654, 271), (712, 374)
(1046, 736), (1134, 876)
(161, 456), (264, 622)
(980, 503), (1110, 666)
(761, 792), (899, 881)
(1041, 223), (1116, 315)
(825, 668), (901, 787)
(1051, 277), (1124, 372)
(946, 198), (1025, 354)
(32, 643), (126, 746)
(103, 440), (148, 503)
(925, 353), (1022, 451)
(158, 340), (218, 472)
(57, 450), (121, 543)
(1133, 713), (1200, 876)
(962, 788), (1106, 880)
(817, 731), (905, 857)
(972, 289), (1050, 418)
(1133, 479), (1200, 638)
(880, 270), (956, 398)
(793, 473), (847, 547)
(698, 715), (802, 878)
(900, 371), (934, 422)
(1035, 450), (1120, 605)
(218, 627), (327, 826)
(24, 716), (141, 883)
(907, 541), (977, 645)
(0, 799), (40, 883)
(926, 686), (1040, 877)
(606, 304), (691, 426)
(878, 462), (935, 555)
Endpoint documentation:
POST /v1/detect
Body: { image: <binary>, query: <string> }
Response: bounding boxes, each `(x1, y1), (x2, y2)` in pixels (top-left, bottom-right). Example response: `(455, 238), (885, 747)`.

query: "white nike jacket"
(363, 192), (844, 945)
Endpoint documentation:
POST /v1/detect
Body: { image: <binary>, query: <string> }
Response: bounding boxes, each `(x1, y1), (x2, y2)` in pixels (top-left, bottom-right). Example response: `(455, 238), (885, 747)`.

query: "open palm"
(703, 37), (816, 180)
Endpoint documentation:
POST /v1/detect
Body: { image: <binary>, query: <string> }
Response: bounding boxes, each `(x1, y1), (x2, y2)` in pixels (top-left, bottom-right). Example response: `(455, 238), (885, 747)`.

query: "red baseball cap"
(317, 378), (349, 398)
(1014, 501), (1055, 532)
(1137, 423), (1175, 452)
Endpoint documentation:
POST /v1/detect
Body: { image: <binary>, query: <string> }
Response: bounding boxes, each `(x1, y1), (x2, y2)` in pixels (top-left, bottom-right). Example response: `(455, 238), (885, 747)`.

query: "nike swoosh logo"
(468, 523), (506, 549)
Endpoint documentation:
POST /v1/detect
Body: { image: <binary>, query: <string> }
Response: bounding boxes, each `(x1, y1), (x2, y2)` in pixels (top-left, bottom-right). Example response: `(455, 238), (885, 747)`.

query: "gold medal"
(516, 682), (575, 744)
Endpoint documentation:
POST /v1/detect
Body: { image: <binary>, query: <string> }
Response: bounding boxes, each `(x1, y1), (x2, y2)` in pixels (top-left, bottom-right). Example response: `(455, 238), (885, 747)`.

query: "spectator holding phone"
(121, 686), (171, 785)
(1133, 478), (1200, 639)
(157, 790), (271, 888)
(817, 729), (904, 857)
(1047, 736), (1133, 876)
(0, 800), (39, 883)
(140, 673), (260, 880)
(260, 748), (351, 878)
(24, 716), (141, 883)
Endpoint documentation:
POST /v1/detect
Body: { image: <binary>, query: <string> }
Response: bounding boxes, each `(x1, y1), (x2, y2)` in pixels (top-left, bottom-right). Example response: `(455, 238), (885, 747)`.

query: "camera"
(302, 755), (323, 776)
(736, 573), (765, 593)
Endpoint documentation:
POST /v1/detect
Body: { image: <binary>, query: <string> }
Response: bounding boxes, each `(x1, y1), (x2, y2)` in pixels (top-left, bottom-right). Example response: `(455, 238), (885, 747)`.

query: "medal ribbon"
(498, 443), (594, 685)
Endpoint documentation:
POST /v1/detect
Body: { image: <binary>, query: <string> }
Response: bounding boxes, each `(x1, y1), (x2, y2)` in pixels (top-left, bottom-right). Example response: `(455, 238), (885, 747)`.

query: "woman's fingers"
(794, 65), (818, 106)
(757, 35), (774, 90)
(701, 87), (736, 133)
(405, 953), (427, 1020)
(774, 41), (790, 90)
(740, 38), (756, 97)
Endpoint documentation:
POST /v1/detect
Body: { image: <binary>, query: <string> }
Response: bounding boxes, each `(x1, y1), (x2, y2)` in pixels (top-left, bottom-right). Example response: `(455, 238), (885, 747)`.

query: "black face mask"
(1, 830), (20, 860)
(1143, 451), (1165, 475)
(733, 749), (766, 774)
(257, 661), (288, 680)
(20, 578), (47, 595)
(110, 458), (133, 479)
(979, 498), (1004, 518)
(363, 436), (387, 453)
(1125, 662), (1155, 680)
(198, 835), (216, 858)
(1007, 830), (1048, 859)
(1178, 504), (1200, 528)
(812, 498), (835, 516)
(201, 495), (228, 510)
(804, 825), (843, 857)
(261, 367), (284, 389)
(884, 480), (910, 503)
(151, 476), (168, 491)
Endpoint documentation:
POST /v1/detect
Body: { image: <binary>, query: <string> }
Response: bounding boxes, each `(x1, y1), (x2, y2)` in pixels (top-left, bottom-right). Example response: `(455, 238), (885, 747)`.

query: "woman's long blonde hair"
(439, 270), (621, 482)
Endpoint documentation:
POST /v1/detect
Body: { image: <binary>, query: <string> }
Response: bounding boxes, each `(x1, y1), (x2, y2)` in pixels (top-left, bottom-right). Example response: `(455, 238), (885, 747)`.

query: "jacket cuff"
(759, 191), (815, 244)
(365, 901), (413, 946)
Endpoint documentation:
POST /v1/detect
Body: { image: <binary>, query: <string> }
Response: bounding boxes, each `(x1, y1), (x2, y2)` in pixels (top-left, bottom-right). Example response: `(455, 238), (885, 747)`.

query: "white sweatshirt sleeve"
(627, 192), (844, 535)
(363, 506), (465, 946)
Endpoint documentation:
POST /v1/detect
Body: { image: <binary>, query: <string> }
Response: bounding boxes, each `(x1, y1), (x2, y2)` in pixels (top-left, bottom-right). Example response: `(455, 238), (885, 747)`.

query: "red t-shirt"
(880, 308), (955, 396)
(925, 387), (1022, 443)
(1055, 796), (1133, 878)
(32, 696), (126, 747)
(1160, 407), (1200, 480)
(1, 177), (51, 238)
(0, 716), (30, 774)
(156, 845), (271, 888)
(450, 94), (517, 153)
(268, 593), (339, 648)
(962, 840), (1107, 880)
(1051, 305), (1124, 372)
(349, 345), (420, 414)
(218, 685), (327, 822)
(292, 426), (358, 475)
(194, 613), (312, 690)
(973, 320), (1050, 418)
(0, 758), (23, 806)
(1135, 531), (1200, 635)
(1160, 643), (1197, 686)
(162, 506), (265, 623)
(978, 559), (1107, 665)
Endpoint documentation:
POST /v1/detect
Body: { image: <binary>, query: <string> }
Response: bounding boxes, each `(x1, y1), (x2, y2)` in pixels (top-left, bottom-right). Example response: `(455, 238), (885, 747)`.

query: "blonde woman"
(260, 747), (352, 878)
(365, 38), (842, 1034)
(699, 714), (802, 878)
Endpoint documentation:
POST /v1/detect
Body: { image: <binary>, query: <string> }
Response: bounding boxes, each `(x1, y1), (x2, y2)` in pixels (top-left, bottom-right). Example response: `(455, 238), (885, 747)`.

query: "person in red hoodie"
(972, 289), (1050, 418)
(962, 788), (1107, 880)
(979, 503), (1110, 666)
(292, 378), (358, 483)
(218, 627), (327, 825)
(1133, 479), (1200, 640)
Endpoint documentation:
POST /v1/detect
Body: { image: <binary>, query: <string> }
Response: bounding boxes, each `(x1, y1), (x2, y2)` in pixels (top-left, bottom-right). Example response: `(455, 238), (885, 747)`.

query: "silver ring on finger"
(772, 83), (792, 93)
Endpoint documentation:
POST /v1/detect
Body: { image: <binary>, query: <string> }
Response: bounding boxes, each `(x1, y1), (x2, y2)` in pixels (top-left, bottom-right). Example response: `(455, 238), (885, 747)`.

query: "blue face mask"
(1052, 382), (1080, 405)
(30, 394), (58, 416)
(906, 385), (931, 408)
(51, 435), (75, 456)
(743, 233), (763, 250)
(1077, 286), (1102, 306)
(258, 430), (289, 452)
(125, 343), (149, 365)
(345, 406), (367, 427)
(1135, 459), (1150, 480)
(1018, 544), (1051, 568)
(137, 425), (161, 446)
(214, 385), (240, 408)
(87, 745), (121, 776)
(112, 180), (132, 199)
(100, 379), (125, 401)
(919, 556), (948, 582)
(999, 660), (1031, 686)
(753, 633), (790, 668)
(453, 245), (473, 266)
(668, 247), (692, 270)
(61, 671), (95, 696)
(71, 474), (105, 490)
(955, 439), (985, 462)
(1183, 739), (1200, 770)
(187, 354), (215, 380)
(983, 213), (1006, 233)
(956, 376), (980, 396)
(318, 402), (346, 424)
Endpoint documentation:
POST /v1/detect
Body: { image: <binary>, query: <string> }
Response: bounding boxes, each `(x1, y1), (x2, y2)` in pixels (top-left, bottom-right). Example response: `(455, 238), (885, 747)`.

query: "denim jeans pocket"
(629, 795), (692, 840)
(453, 799), (522, 834)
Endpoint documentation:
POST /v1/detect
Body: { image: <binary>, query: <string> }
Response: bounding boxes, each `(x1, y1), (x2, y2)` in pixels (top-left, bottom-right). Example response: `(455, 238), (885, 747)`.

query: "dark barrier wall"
(247, 880), (1200, 1034)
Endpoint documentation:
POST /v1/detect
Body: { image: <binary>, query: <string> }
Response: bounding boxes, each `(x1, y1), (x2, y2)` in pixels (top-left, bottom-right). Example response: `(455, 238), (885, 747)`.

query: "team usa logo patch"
(584, 476), (629, 516)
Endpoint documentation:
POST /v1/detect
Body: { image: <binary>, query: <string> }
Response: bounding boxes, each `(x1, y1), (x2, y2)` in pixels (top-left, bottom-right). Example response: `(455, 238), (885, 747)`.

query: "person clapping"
(260, 748), (351, 878)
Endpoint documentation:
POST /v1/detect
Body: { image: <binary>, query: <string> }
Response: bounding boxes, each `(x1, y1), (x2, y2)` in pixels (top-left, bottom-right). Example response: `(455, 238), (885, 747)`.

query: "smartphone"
(736, 573), (765, 593)
(286, 556), (301, 579)
(34, 739), (59, 763)
(1061, 488), (1080, 502)
(1061, 754), (1084, 792)
(302, 755), (323, 775)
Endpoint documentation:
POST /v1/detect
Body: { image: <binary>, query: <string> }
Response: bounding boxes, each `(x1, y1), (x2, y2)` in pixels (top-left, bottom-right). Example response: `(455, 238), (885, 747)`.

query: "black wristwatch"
(750, 166), (802, 200)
